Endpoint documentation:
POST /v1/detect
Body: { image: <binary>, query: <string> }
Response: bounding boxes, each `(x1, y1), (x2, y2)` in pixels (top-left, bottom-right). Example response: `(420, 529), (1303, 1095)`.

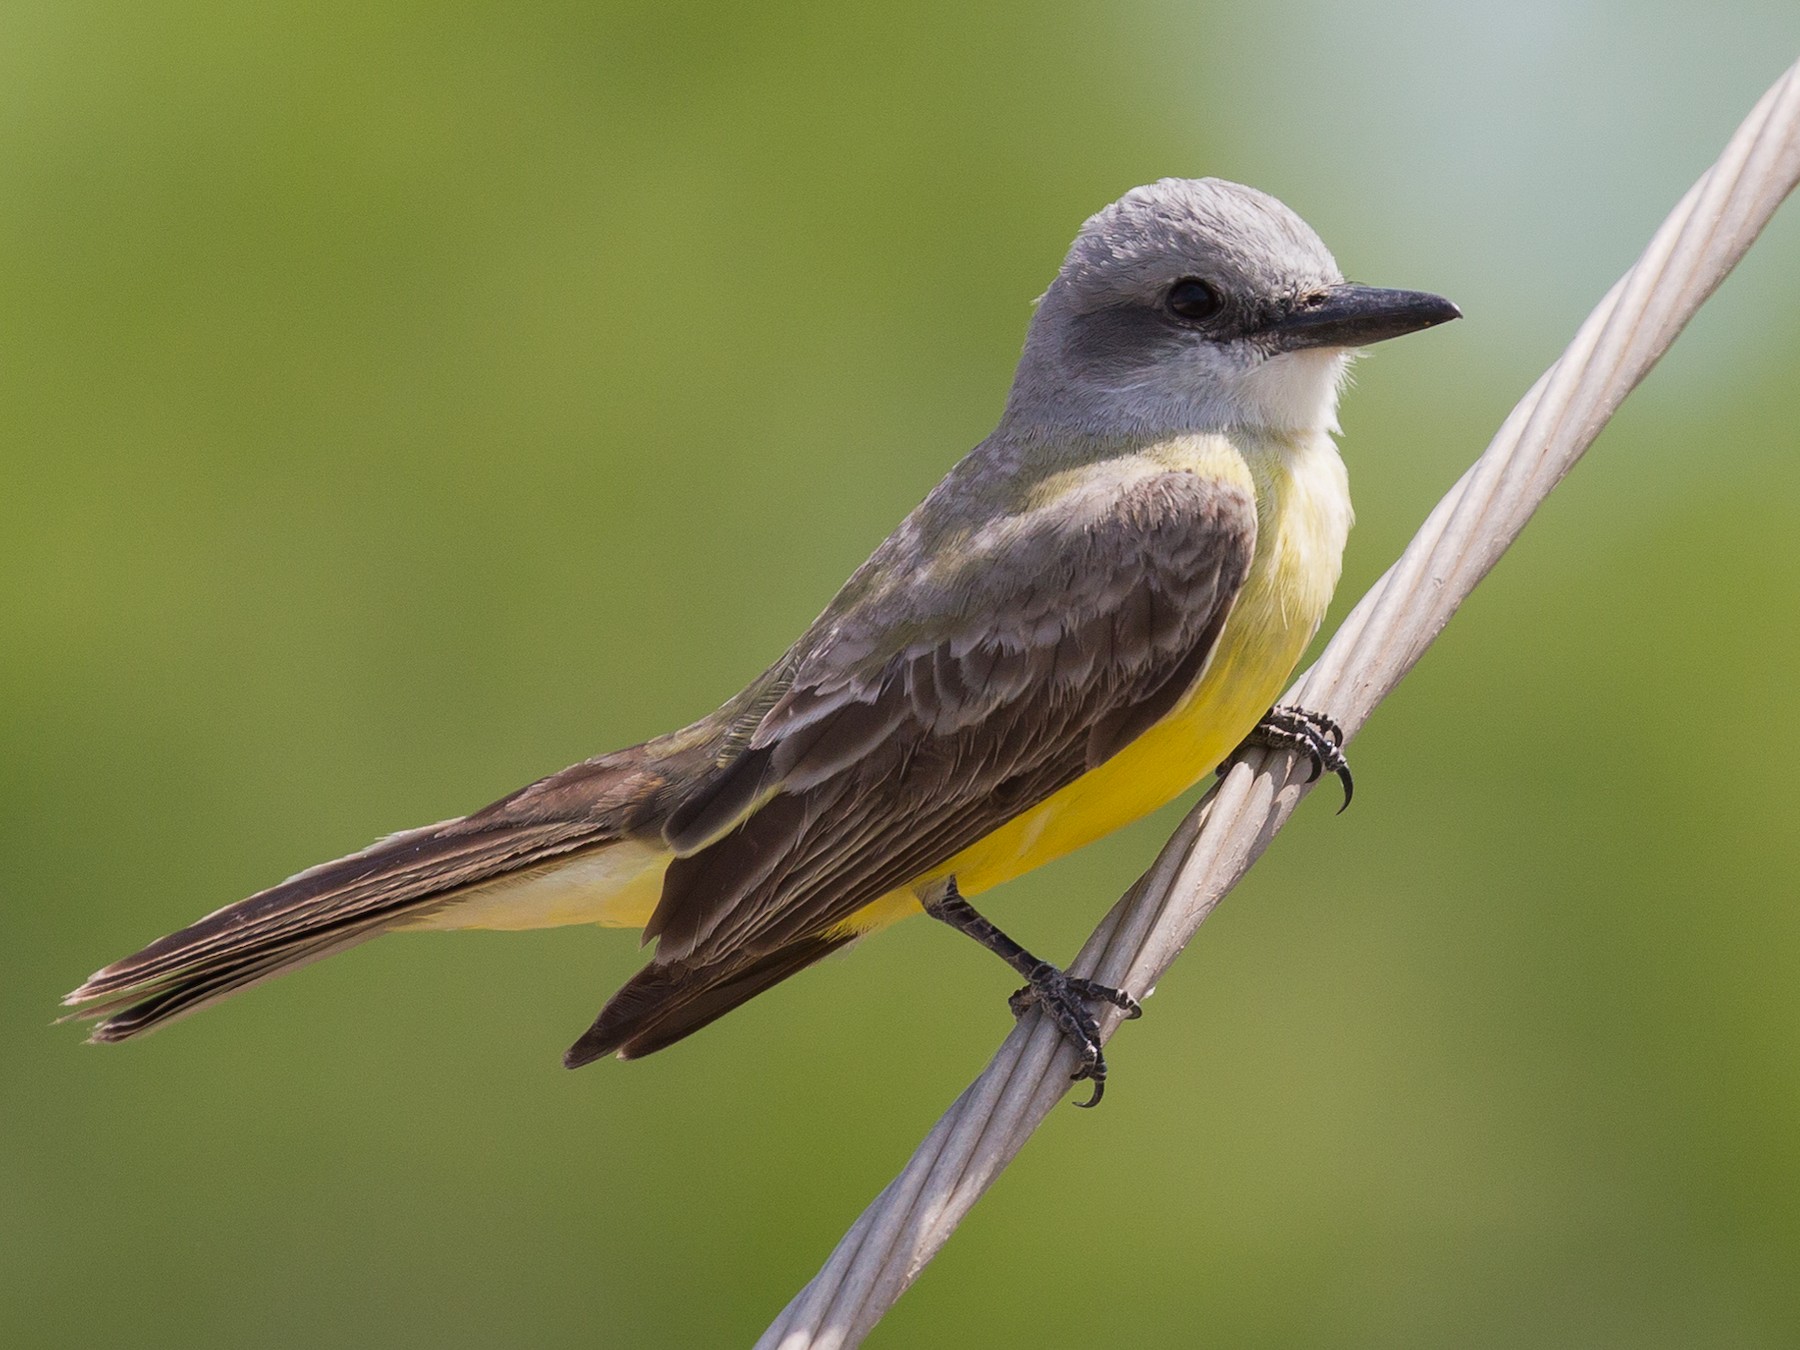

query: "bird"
(64, 178), (1458, 1104)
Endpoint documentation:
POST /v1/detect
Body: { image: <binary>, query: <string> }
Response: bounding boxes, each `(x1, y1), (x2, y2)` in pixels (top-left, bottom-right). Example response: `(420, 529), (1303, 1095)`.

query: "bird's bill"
(1269, 284), (1461, 351)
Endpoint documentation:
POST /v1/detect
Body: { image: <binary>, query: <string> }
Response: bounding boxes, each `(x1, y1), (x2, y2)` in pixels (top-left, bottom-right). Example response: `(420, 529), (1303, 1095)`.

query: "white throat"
(1005, 344), (1352, 440)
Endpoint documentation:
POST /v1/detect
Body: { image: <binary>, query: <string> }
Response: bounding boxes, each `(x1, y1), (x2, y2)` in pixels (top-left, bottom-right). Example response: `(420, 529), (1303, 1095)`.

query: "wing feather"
(647, 468), (1257, 969)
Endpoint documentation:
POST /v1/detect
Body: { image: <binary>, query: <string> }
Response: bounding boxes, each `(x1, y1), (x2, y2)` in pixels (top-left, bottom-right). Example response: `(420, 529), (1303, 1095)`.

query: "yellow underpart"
(829, 426), (1350, 939)
(398, 838), (670, 931)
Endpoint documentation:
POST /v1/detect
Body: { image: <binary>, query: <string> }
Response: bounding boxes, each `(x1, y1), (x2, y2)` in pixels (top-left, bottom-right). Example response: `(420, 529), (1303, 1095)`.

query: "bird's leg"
(1229, 705), (1354, 812)
(922, 878), (1141, 1108)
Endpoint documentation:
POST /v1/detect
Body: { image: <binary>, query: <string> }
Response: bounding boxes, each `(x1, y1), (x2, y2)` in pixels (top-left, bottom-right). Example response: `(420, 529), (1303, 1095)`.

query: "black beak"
(1269, 284), (1460, 351)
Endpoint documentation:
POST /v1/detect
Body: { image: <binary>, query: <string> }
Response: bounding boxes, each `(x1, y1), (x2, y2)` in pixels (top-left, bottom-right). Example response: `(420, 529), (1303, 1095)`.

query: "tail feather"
(71, 924), (389, 1042)
(64, 816), (615, 1043)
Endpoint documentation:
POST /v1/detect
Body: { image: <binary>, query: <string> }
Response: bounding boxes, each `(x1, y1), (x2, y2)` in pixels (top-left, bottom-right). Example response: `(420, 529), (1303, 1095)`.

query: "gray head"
(1003, 178), (1457, 436)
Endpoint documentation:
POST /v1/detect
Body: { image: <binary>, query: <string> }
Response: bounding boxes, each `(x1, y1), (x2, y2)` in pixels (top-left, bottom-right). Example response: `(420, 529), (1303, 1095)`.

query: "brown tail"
(563, 933), (852, 1065)
(64, 814), (617, 1043)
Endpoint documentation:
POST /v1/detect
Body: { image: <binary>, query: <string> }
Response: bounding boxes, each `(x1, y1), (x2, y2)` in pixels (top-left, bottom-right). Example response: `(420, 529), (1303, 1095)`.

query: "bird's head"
(1007, 178), (1459, 436)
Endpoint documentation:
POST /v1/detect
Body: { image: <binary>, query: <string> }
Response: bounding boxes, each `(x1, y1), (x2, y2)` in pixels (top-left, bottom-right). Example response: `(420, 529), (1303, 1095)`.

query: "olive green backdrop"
(5, 3), (1798, 1346)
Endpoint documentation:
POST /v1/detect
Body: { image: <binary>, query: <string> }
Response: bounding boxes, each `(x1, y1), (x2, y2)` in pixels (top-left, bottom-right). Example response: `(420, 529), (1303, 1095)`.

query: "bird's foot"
(1232, 704), (1354, 812)
(923, 878), (1141, 1108)
(1008, 967), (1142, 1108)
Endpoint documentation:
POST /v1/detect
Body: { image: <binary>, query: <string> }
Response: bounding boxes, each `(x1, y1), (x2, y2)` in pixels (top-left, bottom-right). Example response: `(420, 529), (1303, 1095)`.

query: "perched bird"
(65, 179), (1458, 1103)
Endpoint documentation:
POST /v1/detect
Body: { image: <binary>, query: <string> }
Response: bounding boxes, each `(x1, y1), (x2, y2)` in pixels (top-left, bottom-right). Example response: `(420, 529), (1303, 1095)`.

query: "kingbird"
(65, 179), (1458, 1102)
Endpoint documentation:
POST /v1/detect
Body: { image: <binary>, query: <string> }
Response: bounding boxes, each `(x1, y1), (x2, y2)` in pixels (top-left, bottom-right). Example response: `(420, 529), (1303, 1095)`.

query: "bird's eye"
(1166, 277), (1222, 322)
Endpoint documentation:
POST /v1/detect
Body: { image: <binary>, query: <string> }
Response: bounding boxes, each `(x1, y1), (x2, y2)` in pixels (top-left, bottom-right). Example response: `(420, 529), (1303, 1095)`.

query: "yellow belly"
(938, 599), (1312, 892)
(837, 426), (1351, 935)
(828, 585), (1314, 936)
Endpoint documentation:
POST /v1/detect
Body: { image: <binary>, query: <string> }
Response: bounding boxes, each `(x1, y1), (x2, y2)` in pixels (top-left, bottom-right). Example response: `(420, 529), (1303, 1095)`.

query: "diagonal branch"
(759, 56), (1800, 1350)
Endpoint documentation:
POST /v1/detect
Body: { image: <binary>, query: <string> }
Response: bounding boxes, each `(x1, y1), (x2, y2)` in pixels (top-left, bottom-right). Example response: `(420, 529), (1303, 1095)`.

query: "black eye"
(1166, 277), (1222, 322)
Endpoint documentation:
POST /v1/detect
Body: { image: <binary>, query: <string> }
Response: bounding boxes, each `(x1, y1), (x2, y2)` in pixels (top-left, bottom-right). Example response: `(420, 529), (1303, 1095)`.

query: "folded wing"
(569, 466), (1257, 1062)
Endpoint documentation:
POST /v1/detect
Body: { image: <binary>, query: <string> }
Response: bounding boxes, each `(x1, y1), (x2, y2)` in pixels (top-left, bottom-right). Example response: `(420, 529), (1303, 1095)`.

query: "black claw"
(924, 879), (1141, 1108)
(1063, 976), (1143, 1020)
(1007, 970), (1137, 1107)
(1240, 705), (1355, 812)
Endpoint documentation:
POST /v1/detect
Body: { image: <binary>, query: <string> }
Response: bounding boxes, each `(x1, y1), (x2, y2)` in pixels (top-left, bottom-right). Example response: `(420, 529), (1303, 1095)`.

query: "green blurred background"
(5, 3), (1799, 1346)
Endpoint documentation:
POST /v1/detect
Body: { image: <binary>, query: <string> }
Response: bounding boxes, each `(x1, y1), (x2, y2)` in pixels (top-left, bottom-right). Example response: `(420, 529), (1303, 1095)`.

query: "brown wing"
(568, 468), (1256, 1061)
